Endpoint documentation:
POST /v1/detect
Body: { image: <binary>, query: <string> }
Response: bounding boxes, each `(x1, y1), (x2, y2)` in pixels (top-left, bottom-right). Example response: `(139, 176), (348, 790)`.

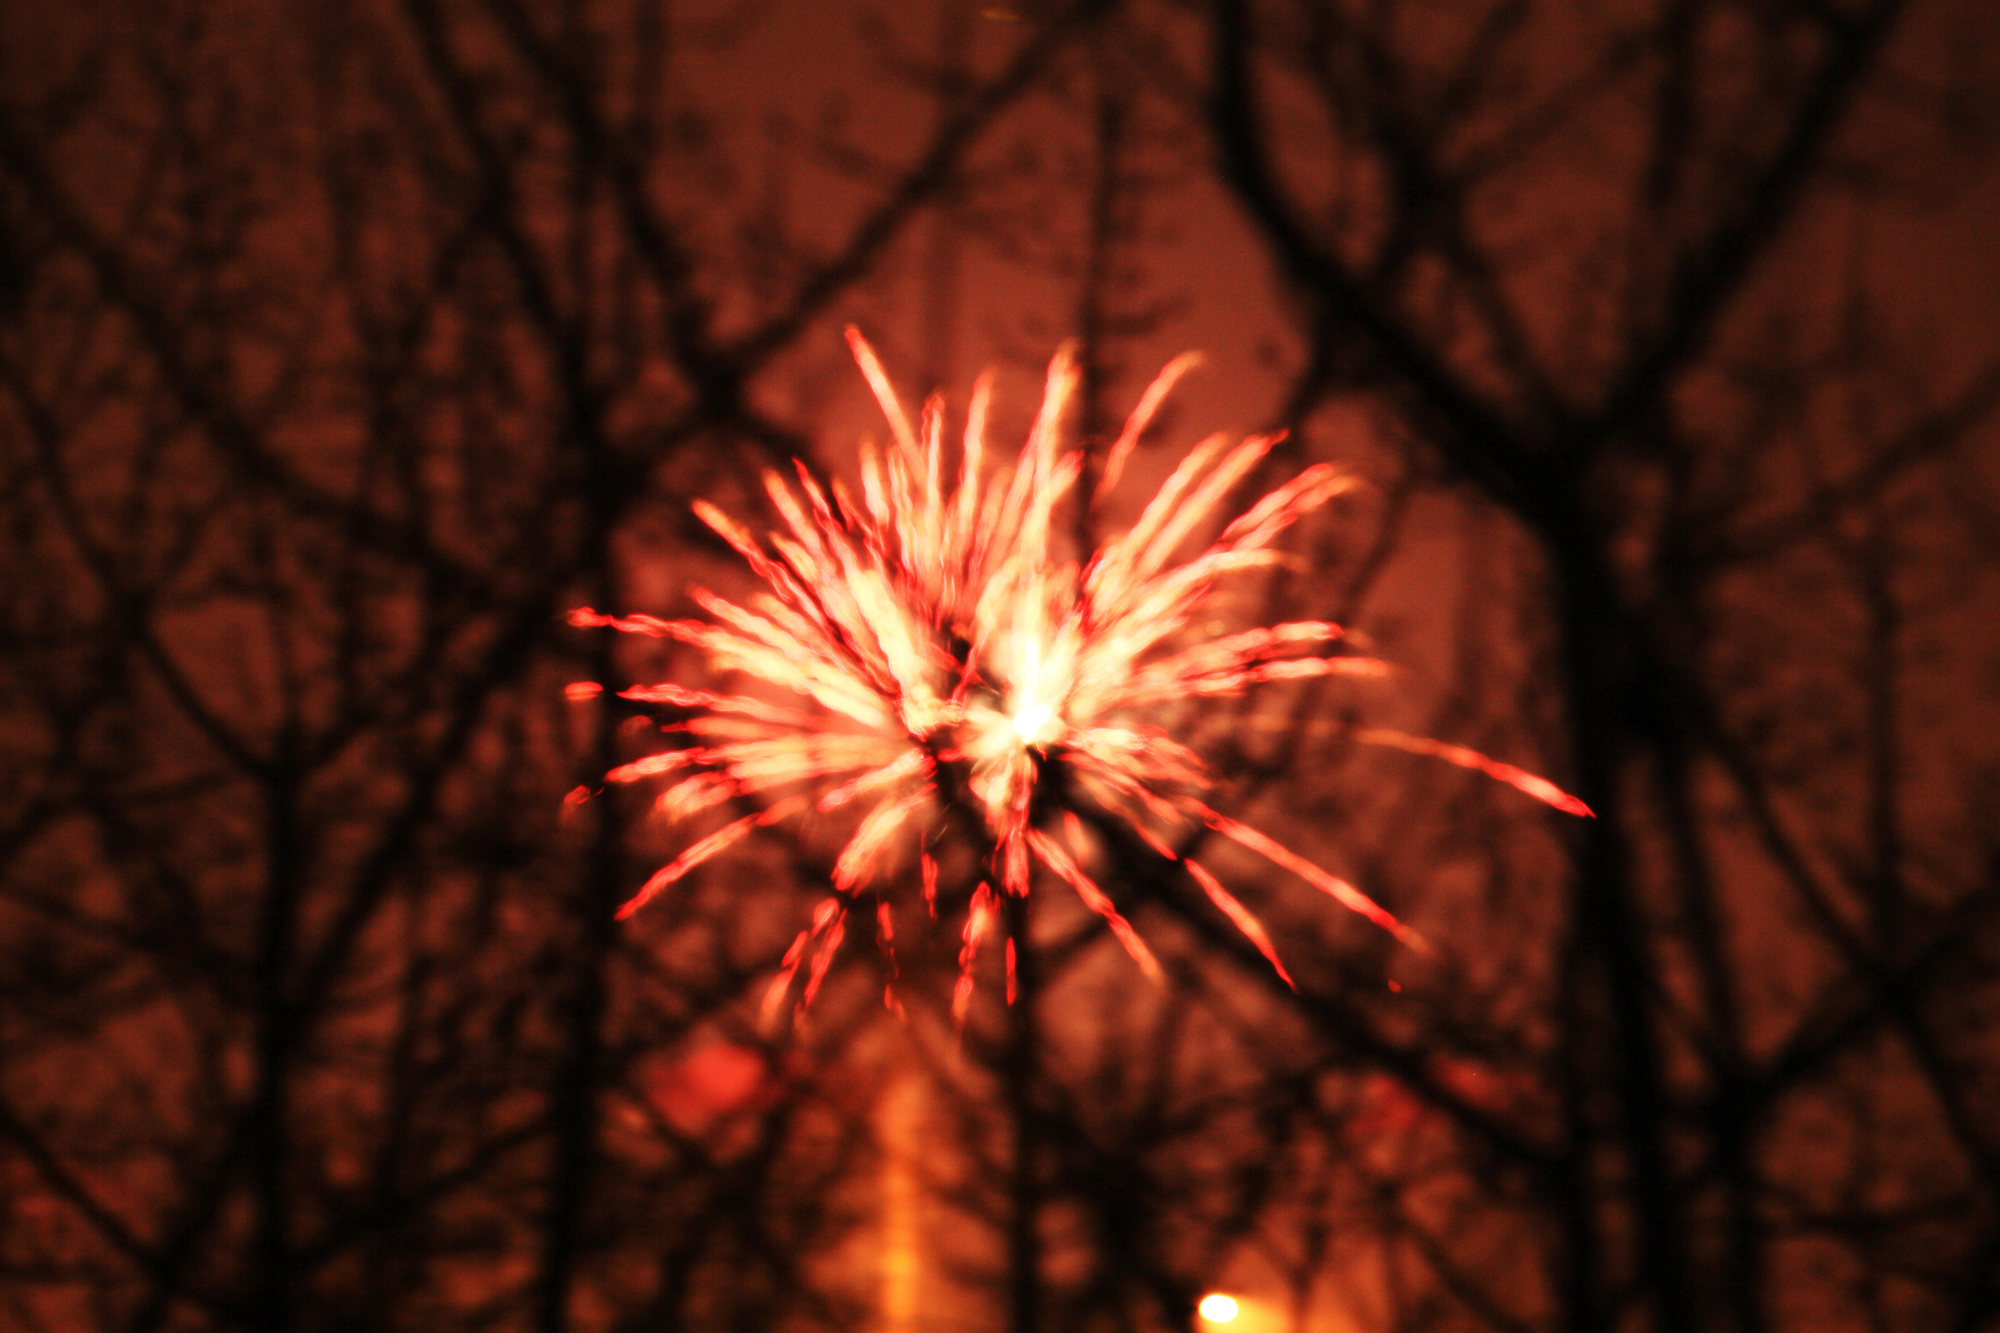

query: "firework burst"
(571, 331), (1588, 1022)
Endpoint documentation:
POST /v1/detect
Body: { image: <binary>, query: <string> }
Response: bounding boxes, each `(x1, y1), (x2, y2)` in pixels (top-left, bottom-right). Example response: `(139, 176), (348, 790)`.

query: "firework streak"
(572, 331), (1588, 1021)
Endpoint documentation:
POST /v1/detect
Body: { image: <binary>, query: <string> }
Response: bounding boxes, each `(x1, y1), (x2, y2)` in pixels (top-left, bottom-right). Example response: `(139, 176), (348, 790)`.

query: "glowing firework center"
(571, 330), (1587, 1021)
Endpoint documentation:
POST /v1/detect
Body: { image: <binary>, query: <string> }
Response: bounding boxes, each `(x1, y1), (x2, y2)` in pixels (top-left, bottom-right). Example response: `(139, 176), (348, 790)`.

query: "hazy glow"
(572, 330), (1588, 1021)
(1198, 1292), (1240, 1323)
(1011, 699), (1053, 746)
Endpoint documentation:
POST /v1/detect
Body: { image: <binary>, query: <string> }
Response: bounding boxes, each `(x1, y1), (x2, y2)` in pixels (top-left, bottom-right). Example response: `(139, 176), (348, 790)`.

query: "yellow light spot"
(1198, 1292), (1239, 1323)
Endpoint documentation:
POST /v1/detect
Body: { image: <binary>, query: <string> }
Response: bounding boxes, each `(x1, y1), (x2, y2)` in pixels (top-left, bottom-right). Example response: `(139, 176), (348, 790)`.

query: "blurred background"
(2, 0), (1998, 1329)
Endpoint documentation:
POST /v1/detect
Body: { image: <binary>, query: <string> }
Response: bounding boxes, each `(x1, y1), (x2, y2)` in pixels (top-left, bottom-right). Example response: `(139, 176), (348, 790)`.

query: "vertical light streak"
(879, 1077), (922, 1333)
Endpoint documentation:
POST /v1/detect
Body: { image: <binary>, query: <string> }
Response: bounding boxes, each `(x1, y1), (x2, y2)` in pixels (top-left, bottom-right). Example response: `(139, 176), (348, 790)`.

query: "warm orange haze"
(2, 0), (1996, 1330)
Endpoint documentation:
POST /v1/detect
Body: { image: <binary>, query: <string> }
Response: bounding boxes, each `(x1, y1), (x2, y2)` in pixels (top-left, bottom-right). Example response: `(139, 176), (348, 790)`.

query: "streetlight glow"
(1198, 1292), (1240, 1324)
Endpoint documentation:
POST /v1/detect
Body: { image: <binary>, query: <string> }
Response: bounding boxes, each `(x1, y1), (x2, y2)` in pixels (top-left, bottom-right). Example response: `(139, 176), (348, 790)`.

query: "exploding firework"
(571, 331), (1587, 1021)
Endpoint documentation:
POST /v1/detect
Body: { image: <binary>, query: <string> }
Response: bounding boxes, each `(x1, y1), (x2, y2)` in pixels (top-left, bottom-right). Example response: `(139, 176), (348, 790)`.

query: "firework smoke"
(572, 331), (1587, 1021)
